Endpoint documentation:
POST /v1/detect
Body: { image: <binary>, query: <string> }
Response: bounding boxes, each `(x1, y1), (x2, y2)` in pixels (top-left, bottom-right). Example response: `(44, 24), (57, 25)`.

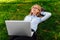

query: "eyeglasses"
(32, 7), (40, 11)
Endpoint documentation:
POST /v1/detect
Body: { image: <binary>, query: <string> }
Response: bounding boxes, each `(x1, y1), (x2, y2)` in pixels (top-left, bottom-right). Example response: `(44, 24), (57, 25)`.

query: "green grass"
(0, 1), (60, 40)
(0, 0), (16, 2)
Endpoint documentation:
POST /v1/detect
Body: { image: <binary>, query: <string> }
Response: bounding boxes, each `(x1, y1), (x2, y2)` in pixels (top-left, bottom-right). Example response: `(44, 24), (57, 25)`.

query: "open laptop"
(5, 20), (34, 37)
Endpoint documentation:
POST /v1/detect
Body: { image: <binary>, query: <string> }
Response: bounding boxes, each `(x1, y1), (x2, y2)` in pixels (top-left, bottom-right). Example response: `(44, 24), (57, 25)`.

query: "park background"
(0, 0), (60, 40)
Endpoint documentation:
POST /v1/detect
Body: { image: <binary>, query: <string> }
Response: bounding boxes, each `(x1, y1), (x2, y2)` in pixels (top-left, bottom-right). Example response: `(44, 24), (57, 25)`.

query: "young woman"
(9, 4), (51, 40)
(24, 4), (51, 32)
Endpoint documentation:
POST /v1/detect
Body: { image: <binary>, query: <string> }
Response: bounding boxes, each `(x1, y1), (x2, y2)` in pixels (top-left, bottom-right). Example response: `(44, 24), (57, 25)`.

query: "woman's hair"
(30, 4), (45, 16)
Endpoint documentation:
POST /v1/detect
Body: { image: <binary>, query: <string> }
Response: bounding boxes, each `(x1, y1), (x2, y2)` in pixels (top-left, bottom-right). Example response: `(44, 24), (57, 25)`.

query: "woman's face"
(31, 5), (41, 16)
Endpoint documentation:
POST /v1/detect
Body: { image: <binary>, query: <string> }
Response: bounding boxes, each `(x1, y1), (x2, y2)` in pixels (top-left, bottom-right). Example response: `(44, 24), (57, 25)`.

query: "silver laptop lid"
(5, 20), (31, 37)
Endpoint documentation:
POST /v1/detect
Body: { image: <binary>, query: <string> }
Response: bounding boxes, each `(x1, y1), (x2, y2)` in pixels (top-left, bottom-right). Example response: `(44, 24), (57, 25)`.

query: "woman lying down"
(10, 4), (51, 40)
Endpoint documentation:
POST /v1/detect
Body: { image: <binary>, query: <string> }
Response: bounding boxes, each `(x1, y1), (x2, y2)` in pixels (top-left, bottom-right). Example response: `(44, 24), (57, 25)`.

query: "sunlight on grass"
(0, 0), (16, 2)
(0, 0), (43, 3)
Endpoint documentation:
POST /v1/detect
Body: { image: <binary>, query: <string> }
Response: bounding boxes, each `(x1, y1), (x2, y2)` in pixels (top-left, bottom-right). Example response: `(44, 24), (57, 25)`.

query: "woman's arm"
(24, 16), (28, 21)
(24, 15), (30, 21)
(40, 12), (51, 22)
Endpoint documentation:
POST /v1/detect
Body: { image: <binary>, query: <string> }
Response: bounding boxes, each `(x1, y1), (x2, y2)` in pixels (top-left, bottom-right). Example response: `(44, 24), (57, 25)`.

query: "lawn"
(0, 0), (60, 40)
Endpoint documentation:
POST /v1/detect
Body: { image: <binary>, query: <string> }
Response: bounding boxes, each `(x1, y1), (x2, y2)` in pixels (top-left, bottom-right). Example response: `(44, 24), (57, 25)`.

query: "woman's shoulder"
(25, 15), (31, 18)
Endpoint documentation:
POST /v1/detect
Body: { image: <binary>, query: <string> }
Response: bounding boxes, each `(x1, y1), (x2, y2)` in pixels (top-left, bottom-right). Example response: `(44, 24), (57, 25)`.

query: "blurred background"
(0, 0), (60, 40)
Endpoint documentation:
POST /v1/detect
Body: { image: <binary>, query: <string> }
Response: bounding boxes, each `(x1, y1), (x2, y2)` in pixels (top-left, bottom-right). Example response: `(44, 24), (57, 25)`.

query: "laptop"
(5, 20), (34, 37)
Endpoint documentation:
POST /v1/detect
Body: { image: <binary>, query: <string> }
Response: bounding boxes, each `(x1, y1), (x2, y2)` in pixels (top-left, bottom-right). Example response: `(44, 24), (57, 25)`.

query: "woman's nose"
(34, 10), (35, 11)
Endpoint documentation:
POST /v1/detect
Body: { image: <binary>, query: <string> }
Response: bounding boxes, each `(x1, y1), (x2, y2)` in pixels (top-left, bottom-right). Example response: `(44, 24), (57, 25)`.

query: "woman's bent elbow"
(48, 12), (52, 17)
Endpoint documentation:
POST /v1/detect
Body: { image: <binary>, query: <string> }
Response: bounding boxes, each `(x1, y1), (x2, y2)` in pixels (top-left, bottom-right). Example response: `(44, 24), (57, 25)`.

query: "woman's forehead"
(32, 5), (41, 9)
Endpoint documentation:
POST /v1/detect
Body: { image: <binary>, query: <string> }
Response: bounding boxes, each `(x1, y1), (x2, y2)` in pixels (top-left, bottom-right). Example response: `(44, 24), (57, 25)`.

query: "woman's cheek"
(36, 10), (39, 12)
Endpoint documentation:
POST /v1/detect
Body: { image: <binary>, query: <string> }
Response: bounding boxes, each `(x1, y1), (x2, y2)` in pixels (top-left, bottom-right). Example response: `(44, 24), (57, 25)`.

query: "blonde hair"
(31, 4), (41, 11)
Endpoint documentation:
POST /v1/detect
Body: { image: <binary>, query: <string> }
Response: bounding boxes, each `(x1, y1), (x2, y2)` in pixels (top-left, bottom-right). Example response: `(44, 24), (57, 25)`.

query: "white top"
(24, 12), (51, 32)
